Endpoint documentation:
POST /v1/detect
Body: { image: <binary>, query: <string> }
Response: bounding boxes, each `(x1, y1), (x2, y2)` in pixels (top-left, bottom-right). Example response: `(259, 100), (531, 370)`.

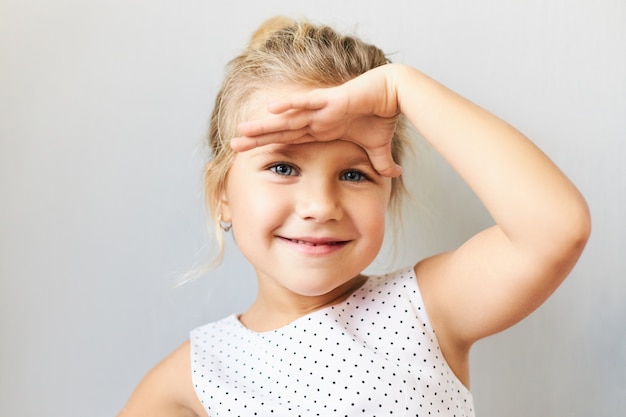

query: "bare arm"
(234, 63), (591, 382)
(117, 340), (206, 417)
(389, 64), (590, 376)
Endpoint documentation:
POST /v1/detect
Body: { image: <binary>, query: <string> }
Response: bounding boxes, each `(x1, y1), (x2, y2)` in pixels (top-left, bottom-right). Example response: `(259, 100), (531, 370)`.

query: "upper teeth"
(292, 239), (335, 246)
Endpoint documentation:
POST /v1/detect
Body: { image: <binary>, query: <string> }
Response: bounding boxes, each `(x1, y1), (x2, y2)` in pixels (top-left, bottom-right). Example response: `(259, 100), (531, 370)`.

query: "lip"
(277, 236), (350, 256)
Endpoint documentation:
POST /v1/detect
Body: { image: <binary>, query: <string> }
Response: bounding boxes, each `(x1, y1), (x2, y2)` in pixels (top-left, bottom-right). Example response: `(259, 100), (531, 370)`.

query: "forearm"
(392, 64), (590, 253)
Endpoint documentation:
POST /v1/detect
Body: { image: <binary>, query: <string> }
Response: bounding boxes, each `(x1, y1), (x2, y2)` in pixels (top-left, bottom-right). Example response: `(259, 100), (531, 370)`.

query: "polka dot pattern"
(190, 267), (475, 416)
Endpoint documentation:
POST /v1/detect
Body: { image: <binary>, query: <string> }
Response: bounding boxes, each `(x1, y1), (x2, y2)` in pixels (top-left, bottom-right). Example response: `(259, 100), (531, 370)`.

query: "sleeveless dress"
(190, 267), (475, 416)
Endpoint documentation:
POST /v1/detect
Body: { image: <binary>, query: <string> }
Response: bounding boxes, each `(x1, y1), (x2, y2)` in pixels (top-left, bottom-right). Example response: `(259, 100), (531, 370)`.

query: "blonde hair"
(205, 16), (413, 264)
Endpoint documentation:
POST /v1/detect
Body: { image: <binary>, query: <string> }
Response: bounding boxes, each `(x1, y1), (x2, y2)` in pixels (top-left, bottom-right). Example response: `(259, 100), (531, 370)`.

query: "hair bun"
(248, 16), (296, 48)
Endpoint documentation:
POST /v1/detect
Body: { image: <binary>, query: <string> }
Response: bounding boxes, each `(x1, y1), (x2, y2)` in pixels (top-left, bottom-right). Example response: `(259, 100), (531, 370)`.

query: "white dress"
(190, 266), (475, 416)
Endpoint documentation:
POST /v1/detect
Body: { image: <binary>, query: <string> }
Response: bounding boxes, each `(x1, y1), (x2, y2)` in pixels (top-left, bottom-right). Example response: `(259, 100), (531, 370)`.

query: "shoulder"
(357, 266), (431, 322)
(413, 253), (474, 386)
(365, 266), (423, 302)
(369, 266), (416, 287)
(117, 340), (207, 417)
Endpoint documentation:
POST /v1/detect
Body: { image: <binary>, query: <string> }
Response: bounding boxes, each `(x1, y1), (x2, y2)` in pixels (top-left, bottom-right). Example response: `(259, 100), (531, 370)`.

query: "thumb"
(365, 144), (402, 178)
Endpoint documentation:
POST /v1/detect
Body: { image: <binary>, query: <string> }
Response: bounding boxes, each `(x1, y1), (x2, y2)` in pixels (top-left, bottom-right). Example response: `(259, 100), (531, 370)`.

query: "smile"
(278, 236), (349, 254)
(287, 238), (342, 246)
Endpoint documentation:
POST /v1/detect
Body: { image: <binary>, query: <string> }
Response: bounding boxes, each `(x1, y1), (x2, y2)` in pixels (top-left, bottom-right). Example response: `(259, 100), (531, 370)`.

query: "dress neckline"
(231, 274), (372, 335)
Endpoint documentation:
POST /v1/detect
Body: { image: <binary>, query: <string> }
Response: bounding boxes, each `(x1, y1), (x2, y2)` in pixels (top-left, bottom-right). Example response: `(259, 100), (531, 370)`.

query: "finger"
(365, 144), (403, 178)
(267, 93), (329, 114)
(230, 128), (312, 152)
(237, 109), (315, 137)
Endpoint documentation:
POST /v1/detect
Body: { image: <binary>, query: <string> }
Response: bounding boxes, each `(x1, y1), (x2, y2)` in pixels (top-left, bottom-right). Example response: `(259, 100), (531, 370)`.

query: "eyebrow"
(252, 145), (376, 170)
(253, 147), (301, 161)
(345, 153), (374, 166)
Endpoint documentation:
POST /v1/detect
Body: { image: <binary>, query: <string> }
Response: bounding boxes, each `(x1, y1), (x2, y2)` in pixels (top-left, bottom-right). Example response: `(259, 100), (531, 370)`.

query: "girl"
(118, 16), (590, 417)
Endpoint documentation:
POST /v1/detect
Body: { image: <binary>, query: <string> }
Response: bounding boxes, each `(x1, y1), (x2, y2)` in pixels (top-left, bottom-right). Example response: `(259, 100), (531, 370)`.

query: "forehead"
(241, 87), (373, 162)
(245, 85), (311, 118)
(240, 140), (373, 166)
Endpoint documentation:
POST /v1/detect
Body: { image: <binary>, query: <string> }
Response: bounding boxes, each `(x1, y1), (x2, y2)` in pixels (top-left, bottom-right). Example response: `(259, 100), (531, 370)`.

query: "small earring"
(218, 214), (232, 232)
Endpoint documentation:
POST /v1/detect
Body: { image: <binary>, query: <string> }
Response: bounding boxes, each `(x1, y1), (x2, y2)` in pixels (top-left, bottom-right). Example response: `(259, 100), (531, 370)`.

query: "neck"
(239, 274), (367, 332)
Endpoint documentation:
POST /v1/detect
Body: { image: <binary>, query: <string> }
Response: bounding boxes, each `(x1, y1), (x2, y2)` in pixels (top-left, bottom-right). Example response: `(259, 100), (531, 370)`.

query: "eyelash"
(340, 170), (369, 182)
(269, 163), (297, 176)
(268, 163), (370, 183)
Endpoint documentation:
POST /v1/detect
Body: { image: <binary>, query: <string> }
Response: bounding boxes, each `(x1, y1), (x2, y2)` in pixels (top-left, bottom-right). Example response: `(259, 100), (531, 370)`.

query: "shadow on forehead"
(250, 140), (373, 165)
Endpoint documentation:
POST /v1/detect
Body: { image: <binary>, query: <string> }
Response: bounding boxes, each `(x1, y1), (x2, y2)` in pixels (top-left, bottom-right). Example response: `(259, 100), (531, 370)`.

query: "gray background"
(1, 1), (624, 416)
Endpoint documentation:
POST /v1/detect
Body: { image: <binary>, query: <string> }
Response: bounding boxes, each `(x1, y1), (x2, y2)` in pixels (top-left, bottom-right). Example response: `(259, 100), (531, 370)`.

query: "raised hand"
(231, 65), (403, 177)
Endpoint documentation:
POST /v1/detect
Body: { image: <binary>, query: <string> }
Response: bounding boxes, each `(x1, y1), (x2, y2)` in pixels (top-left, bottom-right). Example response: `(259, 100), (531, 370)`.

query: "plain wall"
(1, 1), (624, 416)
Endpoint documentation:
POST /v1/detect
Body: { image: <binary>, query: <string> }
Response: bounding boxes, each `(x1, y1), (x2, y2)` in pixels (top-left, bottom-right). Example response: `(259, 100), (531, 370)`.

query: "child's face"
(219, 96), (392, 299)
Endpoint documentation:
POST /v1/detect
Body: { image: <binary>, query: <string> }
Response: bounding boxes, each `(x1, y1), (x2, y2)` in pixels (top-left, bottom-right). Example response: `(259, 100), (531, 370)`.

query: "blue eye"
(269, 163), (296, 176)
(341, 170), (367, 182)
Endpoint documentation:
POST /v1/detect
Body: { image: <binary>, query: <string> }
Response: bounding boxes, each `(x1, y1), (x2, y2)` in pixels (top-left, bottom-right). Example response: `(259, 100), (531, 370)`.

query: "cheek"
(353, 194), (389, 236)
(373, 191), (392, 235)
(229, 185), (289, 228)
(369, 205), (389, 238)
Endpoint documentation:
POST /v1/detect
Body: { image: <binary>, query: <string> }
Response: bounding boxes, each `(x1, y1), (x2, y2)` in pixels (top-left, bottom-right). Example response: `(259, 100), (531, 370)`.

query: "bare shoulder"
(414, 253), (471, 386)
(413, 218), (589, 387)
(117, 340), (207, 417)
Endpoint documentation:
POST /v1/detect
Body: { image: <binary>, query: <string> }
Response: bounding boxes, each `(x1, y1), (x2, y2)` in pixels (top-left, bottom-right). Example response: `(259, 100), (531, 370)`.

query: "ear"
(205, 161), (232, 223)
(218, 188), (232, 223)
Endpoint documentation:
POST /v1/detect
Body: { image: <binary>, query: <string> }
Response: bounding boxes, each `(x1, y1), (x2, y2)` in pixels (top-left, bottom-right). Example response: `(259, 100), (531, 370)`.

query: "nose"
(295, 180), (343, 222)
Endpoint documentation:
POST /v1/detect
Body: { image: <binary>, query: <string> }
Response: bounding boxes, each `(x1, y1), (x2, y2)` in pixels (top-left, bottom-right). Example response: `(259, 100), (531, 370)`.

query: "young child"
(118, 16), (590, 417)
